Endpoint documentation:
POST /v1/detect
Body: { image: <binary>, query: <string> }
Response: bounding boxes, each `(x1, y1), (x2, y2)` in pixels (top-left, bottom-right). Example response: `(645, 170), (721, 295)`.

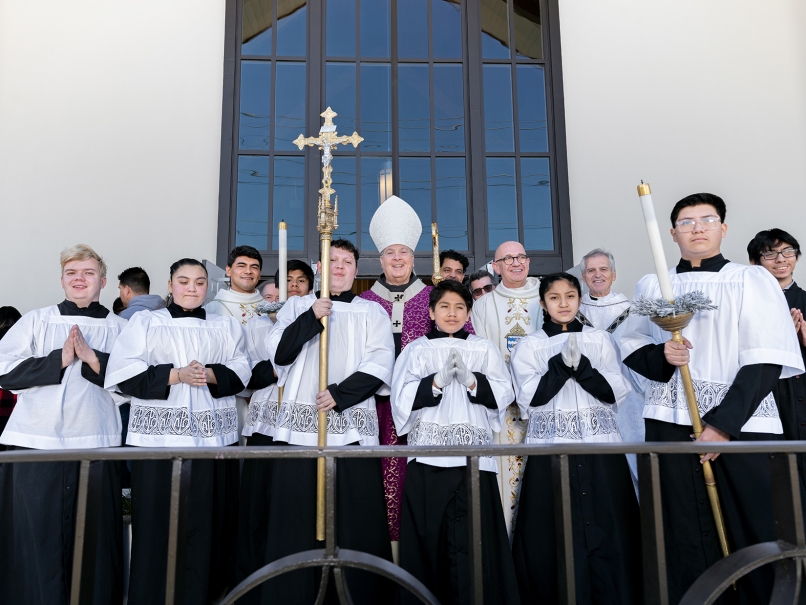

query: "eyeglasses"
(674, 216), (721, 233)
(471, 284), (495, 297)
(761, 248), (798, 260)
(494, 254), (529, 265)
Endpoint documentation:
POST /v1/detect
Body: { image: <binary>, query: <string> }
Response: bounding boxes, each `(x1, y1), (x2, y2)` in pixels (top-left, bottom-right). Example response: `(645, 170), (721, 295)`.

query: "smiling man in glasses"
(748, 228), (806, 520)
(618, 194), (804, 603)
(470, 240), (541, 536)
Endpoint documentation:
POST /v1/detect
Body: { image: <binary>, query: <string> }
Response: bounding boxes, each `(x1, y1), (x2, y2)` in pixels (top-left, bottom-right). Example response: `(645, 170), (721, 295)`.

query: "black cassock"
(0, 301), (122, 605)
(774, 282), (806, 518)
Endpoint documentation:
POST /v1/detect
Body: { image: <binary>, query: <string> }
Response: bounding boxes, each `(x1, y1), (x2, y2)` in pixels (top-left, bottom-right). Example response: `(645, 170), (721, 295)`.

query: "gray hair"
(581, 248), (616, 272)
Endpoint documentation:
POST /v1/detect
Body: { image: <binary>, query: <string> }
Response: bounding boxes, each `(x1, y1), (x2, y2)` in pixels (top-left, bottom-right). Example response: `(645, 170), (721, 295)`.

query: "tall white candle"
(278, 221), (288, 301)
(637, 183), (675, 302)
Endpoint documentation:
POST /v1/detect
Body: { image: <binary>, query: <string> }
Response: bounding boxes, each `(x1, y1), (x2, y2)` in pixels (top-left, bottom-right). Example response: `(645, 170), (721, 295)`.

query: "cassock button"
(585, 521), (590, 526)
(801, 422), (806, 427)
(582, 492), (587, 496)
(703, 531), (709, 537)
(699, 500), (704, 505)
(799, 398), (804, 402)
(695, 468), (701, 473)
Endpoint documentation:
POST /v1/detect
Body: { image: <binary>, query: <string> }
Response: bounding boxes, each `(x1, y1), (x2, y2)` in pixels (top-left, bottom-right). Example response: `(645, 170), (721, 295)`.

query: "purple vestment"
(361, 283), (473, 540)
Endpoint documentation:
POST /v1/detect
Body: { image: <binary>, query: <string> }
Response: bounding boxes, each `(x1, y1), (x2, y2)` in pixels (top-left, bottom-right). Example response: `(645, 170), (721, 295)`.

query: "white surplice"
(510, 326), (631, 444)
(104, 309), (252, 447)
(0, 306), (125, 449)
(267, 293), (395, 446)
(618, 263), (805, 433)
(391, 334), (514, 473)
(243, 314), (280, 438)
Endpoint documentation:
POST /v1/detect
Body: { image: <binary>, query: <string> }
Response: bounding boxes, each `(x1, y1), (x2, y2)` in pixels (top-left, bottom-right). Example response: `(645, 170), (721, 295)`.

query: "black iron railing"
(2, 441), (806, 605)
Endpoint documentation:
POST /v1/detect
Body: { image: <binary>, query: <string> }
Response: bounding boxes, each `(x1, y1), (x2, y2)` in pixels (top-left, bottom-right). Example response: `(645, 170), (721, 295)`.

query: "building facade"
(2, 0), (805, 312)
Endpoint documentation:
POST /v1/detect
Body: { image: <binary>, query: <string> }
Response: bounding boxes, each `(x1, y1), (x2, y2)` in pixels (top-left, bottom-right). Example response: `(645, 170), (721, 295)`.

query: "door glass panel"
(331, 155), (357, 244)
(432, 0), (462, 59)
(516, 64), (547, 152)
(276, 2), (306, 56)
(521, 157), (553, 250)
(480, 0), (510, 59)
(326, 0), (356, 57)
(326, 62), (357, 134)
(239, 61), (272, 150)
(486, 157), (517, 249)
(360, 156), (393, 249)
(433, 64), (465, 152)
(242, 0), (273, 55)
(236, 156), (270, 250)
(397, 0), (428, 58)
(436, 157), (468, 250)
(360, 0), (391, 57)
(514, 0), (543, 59)
(273, 156), (306, 249)
(274, 62), (306, 150)
(399, 64), (430, 152)
(483, 64), (514, 152)
(399, 157), (432, 251)
(360, 63), (391, 151)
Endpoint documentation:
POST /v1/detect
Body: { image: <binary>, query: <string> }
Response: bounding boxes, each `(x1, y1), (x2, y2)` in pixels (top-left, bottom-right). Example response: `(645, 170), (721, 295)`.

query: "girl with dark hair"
(105, 258), (251, 604)
(0, 306), (22, 450)
(509, 272), (642, 605)
(391, 280), (519, 604)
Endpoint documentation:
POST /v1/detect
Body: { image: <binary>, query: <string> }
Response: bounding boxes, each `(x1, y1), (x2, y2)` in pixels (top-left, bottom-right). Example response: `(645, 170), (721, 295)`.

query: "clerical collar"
(376, 273), (419, 293)
(784, 281), (796, 291)
(315, 290), (357, 303)
(676, 254), (729, 274)
(58, 300), (109, 318)
(167, 302), (206, 320)
(542, 318), (584, 337)
(426, 327), (469, 340)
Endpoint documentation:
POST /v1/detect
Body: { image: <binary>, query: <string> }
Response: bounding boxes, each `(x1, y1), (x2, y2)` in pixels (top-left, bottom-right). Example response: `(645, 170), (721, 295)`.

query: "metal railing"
(2, 441), (806, 605)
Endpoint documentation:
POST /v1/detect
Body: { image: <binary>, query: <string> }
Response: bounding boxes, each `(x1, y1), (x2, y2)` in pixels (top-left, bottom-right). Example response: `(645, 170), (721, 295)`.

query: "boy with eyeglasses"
(618, 194), (804, 603)
(748, 228), (806, 518)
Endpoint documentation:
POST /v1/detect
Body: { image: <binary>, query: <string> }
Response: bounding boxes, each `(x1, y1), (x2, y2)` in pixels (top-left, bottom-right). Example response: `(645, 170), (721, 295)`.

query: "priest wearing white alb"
(470, 240), (541, 536)
(619, 193), (805, 603)
(260, 239), (395, 605)
(0, 244), (125, 605)
(577, 248), (646, 484)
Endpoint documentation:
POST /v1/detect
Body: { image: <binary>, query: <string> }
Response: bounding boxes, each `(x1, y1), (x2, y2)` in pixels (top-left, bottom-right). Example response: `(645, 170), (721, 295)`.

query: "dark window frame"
(217, 0), (572, 277)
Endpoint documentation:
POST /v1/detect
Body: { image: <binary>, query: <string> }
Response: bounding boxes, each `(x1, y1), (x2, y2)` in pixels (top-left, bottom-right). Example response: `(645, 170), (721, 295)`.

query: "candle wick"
(641, 180), (644, 184)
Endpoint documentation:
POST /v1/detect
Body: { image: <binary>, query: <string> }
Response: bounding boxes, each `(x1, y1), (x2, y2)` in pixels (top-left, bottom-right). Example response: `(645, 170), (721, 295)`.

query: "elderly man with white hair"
(471, 240), (541, 536)
(577, 248), (645, 485)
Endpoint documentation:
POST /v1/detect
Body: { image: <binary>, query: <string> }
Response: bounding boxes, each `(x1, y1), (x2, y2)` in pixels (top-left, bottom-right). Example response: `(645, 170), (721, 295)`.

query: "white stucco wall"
(559, 0), (806, 297)
(0, 0), (226, 312)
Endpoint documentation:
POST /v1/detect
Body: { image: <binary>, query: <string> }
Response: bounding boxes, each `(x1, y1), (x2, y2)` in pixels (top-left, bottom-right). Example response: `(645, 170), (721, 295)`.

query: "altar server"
(392, 280), (519, 605)
(510, 272), (641, 605)
(105, 258), (251, 604)
(0, 244), (124, 605)
(260, 239), (394, 605)
(234, 260), (312, 602)
(619, 194), (804, 603)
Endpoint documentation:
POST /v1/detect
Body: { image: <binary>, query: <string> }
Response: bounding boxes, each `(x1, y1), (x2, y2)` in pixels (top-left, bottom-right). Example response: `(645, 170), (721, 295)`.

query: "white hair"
(581, 248), (616, 272)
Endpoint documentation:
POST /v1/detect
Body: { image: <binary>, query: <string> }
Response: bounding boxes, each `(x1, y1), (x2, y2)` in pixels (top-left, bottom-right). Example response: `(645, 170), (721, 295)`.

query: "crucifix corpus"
(293, 107), (363, 541)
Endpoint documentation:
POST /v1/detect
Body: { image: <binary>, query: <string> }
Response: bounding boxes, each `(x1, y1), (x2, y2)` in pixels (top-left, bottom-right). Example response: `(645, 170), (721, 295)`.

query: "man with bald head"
(471, 241), (541, 535)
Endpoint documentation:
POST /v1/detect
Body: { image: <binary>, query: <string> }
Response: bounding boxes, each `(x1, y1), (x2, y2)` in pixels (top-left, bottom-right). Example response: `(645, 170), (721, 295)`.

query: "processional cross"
(293, 107), (362, 541)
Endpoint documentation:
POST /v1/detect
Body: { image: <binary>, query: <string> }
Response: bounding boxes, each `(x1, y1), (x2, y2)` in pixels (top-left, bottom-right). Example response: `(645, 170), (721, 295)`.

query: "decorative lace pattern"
(646, 376), (779, 419)
(408, 418), (493, 447)
(129, 404), (238, 438)
(246, 399), (278, 429)
(275, 402), (378, 436)
(526, 406), (621, 441)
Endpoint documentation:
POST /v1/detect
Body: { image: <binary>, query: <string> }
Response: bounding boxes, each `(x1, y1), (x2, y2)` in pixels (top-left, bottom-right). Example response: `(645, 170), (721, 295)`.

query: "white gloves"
(433, 349), (476, 389)
(453, 350), (476, 388)
(433, 351), (457, 389)
(560, 333), (581, 370)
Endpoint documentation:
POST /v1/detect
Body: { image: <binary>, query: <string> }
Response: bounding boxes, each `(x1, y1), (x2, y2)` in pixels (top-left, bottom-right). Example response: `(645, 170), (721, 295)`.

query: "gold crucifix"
(293, 107), (362, 541)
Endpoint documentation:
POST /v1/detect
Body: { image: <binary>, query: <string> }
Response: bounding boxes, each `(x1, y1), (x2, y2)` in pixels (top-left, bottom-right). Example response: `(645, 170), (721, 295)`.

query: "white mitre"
(369, 195), (423, 252)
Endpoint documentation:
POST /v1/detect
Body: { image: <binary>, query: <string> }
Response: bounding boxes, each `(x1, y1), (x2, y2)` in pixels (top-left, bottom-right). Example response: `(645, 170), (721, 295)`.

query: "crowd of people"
(0, 191), (804, 605)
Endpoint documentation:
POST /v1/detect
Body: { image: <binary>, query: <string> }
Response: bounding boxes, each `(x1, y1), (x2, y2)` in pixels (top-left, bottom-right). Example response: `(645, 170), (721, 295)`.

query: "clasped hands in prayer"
(170, 361), (217, 387)
(664, 336), (729, 462)
(432, 349), (476, 391)
(791, 308), (806, 347)
(62, 325), (100, 375)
